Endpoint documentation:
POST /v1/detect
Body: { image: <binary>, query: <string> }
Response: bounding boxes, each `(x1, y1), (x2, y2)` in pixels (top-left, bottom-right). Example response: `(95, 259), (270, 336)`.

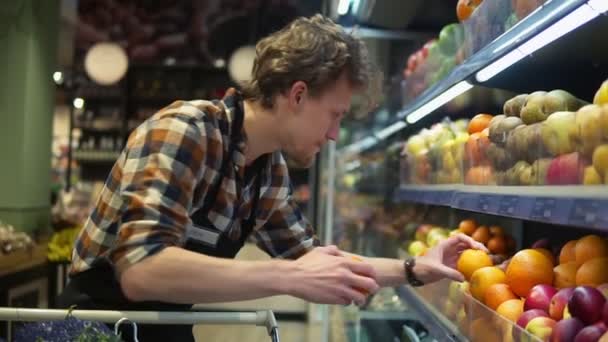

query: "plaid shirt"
(71, 88), (318, 276)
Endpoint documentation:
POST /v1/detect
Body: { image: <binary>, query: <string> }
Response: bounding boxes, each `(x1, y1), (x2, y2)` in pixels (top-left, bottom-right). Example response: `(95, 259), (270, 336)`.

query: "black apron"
(57, 105), (266, 342)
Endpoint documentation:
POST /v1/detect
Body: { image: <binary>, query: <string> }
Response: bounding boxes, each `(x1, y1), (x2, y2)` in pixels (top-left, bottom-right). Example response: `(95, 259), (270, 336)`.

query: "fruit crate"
(0, 244), (47, 276)
(412, 278), (542, 342)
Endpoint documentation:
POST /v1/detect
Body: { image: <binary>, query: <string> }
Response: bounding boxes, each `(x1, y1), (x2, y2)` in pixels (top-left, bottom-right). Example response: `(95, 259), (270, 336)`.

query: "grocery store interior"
(2, 0), (608, 341)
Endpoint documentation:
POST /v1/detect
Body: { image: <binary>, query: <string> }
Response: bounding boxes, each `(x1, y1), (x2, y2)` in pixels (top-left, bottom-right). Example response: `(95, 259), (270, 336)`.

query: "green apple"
(408, 241), (428, 256)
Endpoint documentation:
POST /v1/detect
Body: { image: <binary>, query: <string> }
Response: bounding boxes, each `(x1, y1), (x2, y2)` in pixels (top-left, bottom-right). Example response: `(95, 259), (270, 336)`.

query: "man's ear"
(289, 81), (307, 107)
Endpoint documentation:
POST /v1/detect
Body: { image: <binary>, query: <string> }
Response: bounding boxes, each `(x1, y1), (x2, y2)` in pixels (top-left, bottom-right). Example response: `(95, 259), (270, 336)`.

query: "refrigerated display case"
(321, 0), (608, 341)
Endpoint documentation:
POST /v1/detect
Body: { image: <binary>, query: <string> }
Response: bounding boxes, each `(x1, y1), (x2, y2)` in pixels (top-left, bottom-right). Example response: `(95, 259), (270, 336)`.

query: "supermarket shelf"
(395, 185), (608, 229)
(396, 286), (464, 342)
(73, 150), (120, 163)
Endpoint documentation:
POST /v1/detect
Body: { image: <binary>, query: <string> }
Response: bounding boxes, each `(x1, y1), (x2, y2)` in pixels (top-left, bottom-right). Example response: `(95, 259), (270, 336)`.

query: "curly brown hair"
(241, 14), (377, 109)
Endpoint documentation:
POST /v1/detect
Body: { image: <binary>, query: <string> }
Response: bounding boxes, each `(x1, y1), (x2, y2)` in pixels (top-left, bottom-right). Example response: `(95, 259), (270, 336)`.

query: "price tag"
(569, 199), (602, 227)
(477, 195), (492, 212)
(498, 195), (519, 216)
(530, 198), (557, 221)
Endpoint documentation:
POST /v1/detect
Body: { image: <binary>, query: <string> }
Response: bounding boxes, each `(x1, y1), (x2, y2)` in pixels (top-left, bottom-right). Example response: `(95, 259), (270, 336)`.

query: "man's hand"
(415, 233), (488, 284)
(286, 245), (380, 306)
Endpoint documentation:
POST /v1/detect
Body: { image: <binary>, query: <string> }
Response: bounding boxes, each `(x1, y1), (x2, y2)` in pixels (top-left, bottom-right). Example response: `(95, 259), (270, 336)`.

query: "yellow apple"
(593, 144), (608, 176)
(594, 79), (608, 105)
(583, 166), (603, 185)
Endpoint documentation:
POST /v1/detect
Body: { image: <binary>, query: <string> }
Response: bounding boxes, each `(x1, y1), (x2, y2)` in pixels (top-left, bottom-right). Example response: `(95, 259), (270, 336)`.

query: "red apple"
(574, 323), (607, 342)
(569, 286), (607, 325)
(526, 316), (557, 341)
(514, 309), (550, 341)
(550, 318), (585, 342)
(550, 288), (575, 320)
(604, 301), (608, 326)
(546, 152), (587, 185)
(532, 238), (551, 249)
(525, 284), (558, 312)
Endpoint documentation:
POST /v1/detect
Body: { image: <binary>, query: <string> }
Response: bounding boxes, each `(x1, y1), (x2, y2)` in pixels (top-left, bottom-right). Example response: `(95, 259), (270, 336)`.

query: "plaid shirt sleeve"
(109, 113), (209, 274)
(253, 153), (320, 259)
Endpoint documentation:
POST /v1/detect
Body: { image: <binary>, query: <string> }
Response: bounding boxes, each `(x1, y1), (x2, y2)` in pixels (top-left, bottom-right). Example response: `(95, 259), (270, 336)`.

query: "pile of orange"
(457, 219), (514, 255)
(554, 235), (608, 287)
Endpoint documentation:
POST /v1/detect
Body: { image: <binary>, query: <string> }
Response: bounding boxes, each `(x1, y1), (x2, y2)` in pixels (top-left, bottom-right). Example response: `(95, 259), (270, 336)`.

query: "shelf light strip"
(588, 0), (608, 13)
(478, 2), (600, 82)
(406, 81), (473, 124)
(375, 121), (407, 140)
(476, 49), (526, 82)
(492, 0), (571, 54)
(518, 4), (598, 55)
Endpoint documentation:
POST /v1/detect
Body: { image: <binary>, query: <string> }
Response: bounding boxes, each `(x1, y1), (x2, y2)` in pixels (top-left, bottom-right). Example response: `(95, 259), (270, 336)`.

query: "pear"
(504, 93), (528, 117)
(531, 158), (552, 185)
(540, 111), (579, 156)
(575, 105), (604, 157)
(490, 116), (524, 145)
(487, 143), (514, 171)
(521, 90), (586, 124)
(547, 89), (587, 110)
(520, 91), (548, 124)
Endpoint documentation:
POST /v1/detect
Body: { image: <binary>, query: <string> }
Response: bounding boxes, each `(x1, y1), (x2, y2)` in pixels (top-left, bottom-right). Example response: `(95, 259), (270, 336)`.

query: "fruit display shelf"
(394, 185), (608, 230)
(403, 0), (607, 124)
(396, 285), (465, 342)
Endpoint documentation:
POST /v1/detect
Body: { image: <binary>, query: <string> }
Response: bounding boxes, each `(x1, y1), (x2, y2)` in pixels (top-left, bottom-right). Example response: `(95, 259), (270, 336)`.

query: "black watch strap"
(404, 258), (424, 287)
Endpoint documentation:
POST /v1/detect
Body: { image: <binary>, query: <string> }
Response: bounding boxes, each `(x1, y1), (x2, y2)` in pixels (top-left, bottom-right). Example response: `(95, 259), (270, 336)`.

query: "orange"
(496, 299), (524, 323)
(457, 249), (493, 281)
(489, 225), (505, 236)
(534, 248), (555, 266)
(576, 257), (608, 286)
(470, 266), (506, 302)
(575, 235), (608, 264)
(468, 113), (493, 134)
(484, 283), (518, 310)
(559, 240), (577, 264)
(506, 249), (554, 297)
(459, 219), (477, 236)
(488, 236), (508, 254)
(469, 318), (501, 342)
(457, 0), (483, 22)
(471, 226), (491, 245)
(553, 262), (579, 289)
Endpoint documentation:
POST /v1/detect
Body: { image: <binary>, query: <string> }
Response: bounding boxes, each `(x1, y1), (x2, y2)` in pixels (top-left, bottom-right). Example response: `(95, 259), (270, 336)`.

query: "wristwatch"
(404, 258), (424, 287)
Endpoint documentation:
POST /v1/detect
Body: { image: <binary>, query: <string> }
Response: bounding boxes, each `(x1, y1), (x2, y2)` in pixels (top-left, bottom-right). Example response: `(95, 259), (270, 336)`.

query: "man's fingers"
(345, 259), (377, 279)
(438, 264), (465, 282)
(348, 273), (380, 294)
(454, 233), (488, 252)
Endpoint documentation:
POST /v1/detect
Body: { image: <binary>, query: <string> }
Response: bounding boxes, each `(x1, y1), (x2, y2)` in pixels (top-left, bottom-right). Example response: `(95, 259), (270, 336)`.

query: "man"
(59, 14), (486, 341)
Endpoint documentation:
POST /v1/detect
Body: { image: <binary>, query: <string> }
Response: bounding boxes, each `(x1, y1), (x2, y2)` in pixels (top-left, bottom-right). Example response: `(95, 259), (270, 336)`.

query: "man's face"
(282, 73), (353, 168)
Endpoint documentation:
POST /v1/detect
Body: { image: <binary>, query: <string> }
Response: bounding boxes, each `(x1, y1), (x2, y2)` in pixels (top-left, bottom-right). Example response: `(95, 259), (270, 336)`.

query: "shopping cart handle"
(0, 307), (280, 341)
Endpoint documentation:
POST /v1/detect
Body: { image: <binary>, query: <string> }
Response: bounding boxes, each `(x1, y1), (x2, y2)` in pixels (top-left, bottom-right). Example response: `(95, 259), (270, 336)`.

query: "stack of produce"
(47, 226), (81, 262)
(0, 223), (33, 255)
(446, 233), (608, 341)
(402, 119), (469, 185)
(403, 218), (515, 258)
